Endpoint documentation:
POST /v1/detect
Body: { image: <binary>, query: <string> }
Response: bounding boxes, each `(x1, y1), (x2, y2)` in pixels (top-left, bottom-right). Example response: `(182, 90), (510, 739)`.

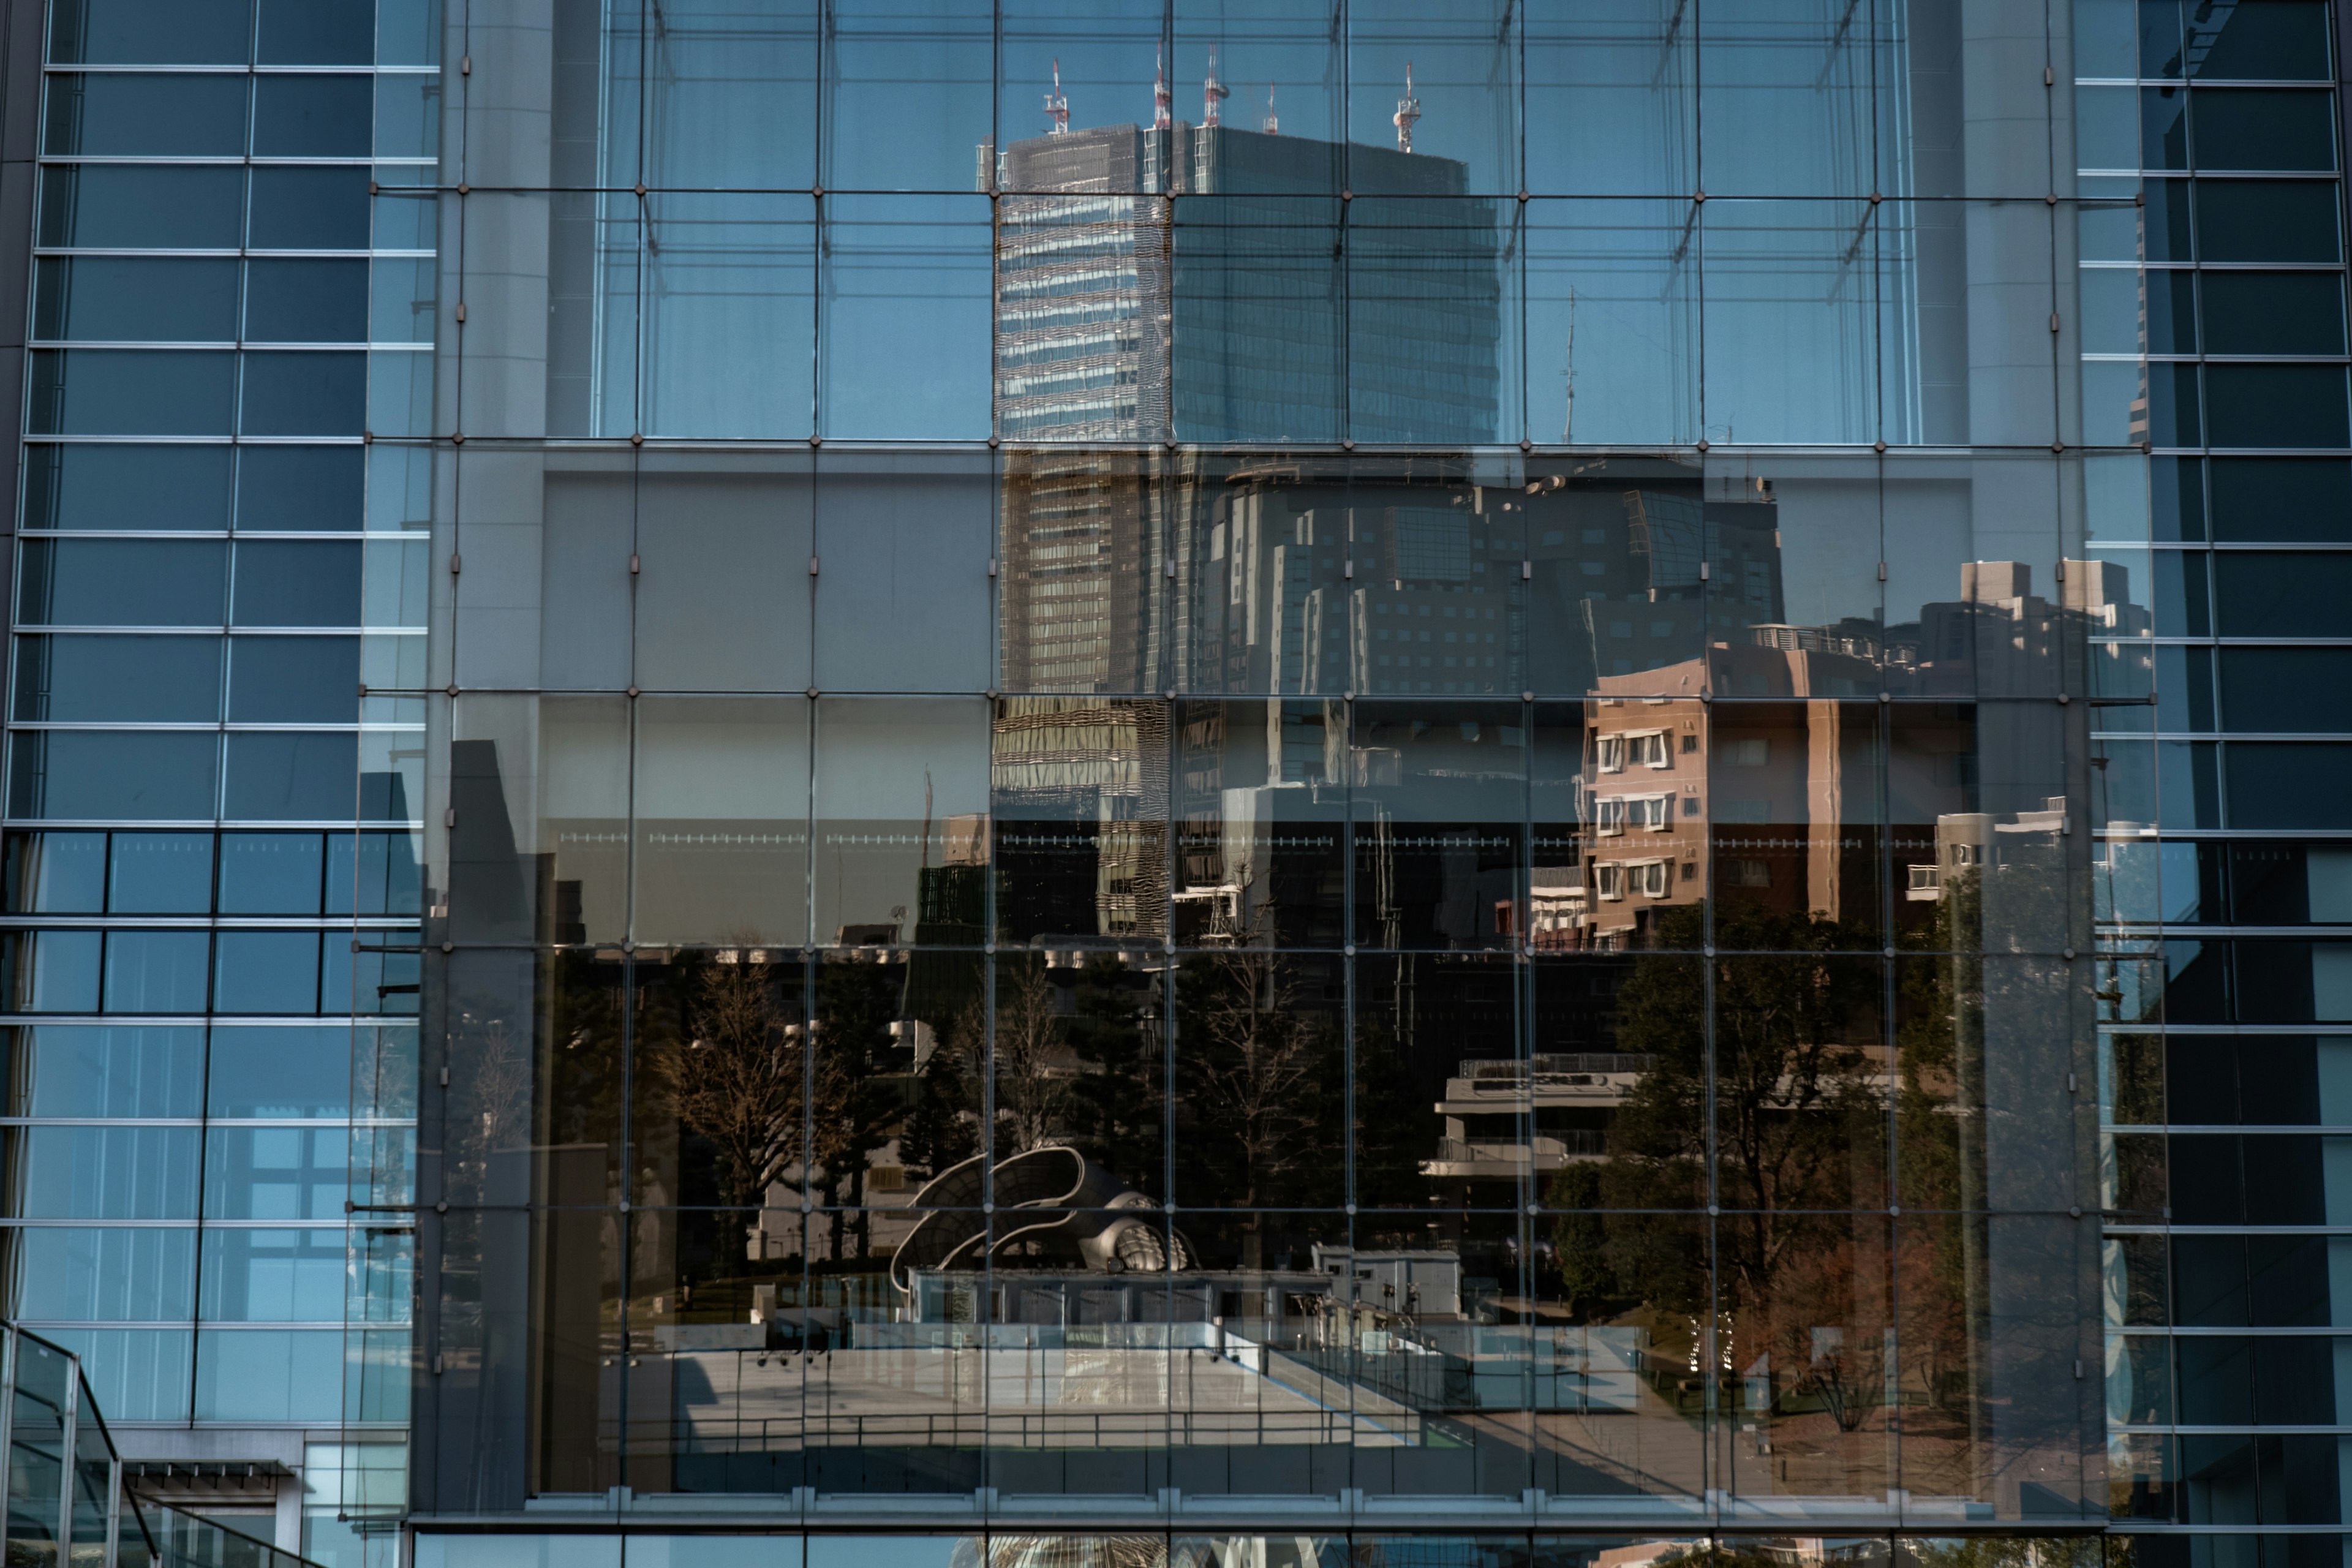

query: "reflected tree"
(1176, 944), (1340, 1255)
(644, 951), (845, 1215)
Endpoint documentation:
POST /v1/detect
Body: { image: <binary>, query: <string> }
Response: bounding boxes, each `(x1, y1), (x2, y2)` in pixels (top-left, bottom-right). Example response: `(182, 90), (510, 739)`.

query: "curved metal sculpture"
(888, 1147), (1192, 1295)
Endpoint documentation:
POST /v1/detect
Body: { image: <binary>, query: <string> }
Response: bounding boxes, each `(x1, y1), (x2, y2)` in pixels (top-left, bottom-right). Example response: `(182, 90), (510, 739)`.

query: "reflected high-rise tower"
(989, 116), (1507, 694)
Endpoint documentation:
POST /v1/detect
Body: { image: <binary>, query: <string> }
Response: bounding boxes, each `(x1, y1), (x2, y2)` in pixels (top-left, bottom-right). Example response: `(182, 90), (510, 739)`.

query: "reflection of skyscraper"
(991, 119), (1507, 694)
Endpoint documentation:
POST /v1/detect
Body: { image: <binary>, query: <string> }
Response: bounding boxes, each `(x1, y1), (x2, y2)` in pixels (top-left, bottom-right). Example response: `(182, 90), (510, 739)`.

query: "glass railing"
(0, 1322), (318, 1568)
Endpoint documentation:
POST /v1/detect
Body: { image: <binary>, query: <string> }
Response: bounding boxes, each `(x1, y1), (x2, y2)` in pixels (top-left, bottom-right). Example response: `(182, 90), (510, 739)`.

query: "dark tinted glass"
(2197, 179), (2343, 260)
(18, 539), (228, 625)
(2209, 458), (2352, 541)
(107, 834), (214, 914)
(2203, 365), (2349, 448)
(2192, 0), (2333, 79)
(2193, 89), (2338, 170)
(23, 445), (233, 531)
(206, 1025), (349, 1115)
(4, 834), (106, 914)
(2226, 744), (2352, 827)
(105, 832), (211, 921)
(212, 930), (322, 1014)
(7, 732), (219, 820)
(216, 834), (325, 914)
(244, 258), (369, 342)
(230, 541), (361, 625)
(2151, 456), (2206, 540)
(246, 165), (372, 249)
(2144, 178), (2194, 260)
(2213, 552), (2352, 635)
(49, 0), (251, 61)
(2220, 649), (2352, 731)
(37, 164), (244, 248)
(327, 831), (422, 915)
(2, 1023), (202, 1117)
(255, 0), (371, 64)
(27, 349), (237, 435)
(43, 73), (247, 156)
(102, 930), (211, 1011)
(2200, 272), (2345, 353)
(2144, 86), (2190, 168)
(223, 732), (358, 820)
(236, 446), (364, 530)
(239, 352), (366, 435)
(13, 634), (221, 722)
(251, 75), (371, 157)
(33, 257), (239, 342)
(228, 635), (360, 721)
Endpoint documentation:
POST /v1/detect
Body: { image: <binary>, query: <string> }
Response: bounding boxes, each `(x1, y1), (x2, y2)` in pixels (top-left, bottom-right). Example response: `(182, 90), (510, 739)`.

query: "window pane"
(5, 1227), (195, 1322)
(7, 732), (219, 820)
(813, 451), (992, 692)
(812, 697), (988, 945)
(632, 697), (809, 947)
(13, 635), (221, 723)
(236, 446), (365, 532)
(214, 930), (323, 1014)
(107, 832), (214, 913)
(249, 165), (372, 249)
(39, 164), (243, 248)
(103, 931), (211, 1012)
(218, 833), (325, 914)
(4, 1126), (201, 1218)
(821, 0), (992, 192)
(246, 258), (370, 344)
(26, 349), (237, 435)
(50, 0), (252, 62)
(2, 1024), (203, 1117)
(229, 635), (360, 722)
(3, 834), (106, 914)
(202, 1126), (348, 1219)
(632, 453), (813, 691)
(20, 539), (228, 626)
(223, 733), (359, 820)
(23, 445), (233, 531)
(43, 74), (247, 156)
(192, 1328), (341, 1420)
(256, 0), (371, 64)
(241, 351), (367, 436)
(820, 195), (992, 440)
(232, 540), (361, 626)
(639, 194), (814, 440)
(33, 257), (240, 342)
(207, 1025), (350, 1117)
(252, 75), (372, 156)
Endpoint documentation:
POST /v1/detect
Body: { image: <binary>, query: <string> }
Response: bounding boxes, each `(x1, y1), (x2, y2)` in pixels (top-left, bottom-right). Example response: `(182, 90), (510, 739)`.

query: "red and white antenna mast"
(1153, 47), (1172, 129)
(1393, 62), (1420, 152)
(1202, 45), (1228, 128)
(1262, 83), (1280, 134)
(1044, 58), (1070, 135)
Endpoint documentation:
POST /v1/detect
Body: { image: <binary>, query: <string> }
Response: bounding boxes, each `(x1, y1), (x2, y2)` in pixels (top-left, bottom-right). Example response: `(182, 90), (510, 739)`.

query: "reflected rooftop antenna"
(1153, 48), (1172, 129)
(1263, 83), (1280, 134)
(1203, 46), (1229, 127)
(1394, 63), (1421, 152)
(1045, 58), (1070, 135)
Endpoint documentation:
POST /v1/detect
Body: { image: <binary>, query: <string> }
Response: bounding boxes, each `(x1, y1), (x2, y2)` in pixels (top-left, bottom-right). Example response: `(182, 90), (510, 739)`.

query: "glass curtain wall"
(2, 0), (432, 1559)
(2078, 0), (2352, 1561)
(416, 0), (2135, 1545)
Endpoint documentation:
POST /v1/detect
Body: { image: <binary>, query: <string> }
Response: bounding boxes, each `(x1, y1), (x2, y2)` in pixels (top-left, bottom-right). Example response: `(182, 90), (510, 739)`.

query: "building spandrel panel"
(631, 450), (815, 692)
(812, 451), (994, 694)
(631, 696), (810, 949)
